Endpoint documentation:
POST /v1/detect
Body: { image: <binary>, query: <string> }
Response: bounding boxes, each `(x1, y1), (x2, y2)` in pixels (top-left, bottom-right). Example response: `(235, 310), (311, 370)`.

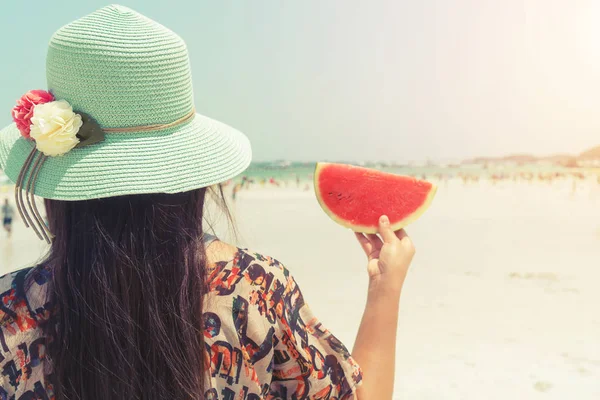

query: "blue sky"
(1, 1), (599, 162)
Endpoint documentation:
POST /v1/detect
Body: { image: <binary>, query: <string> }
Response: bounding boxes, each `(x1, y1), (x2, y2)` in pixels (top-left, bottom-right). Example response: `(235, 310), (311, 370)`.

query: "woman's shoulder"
(0, 264), (54, 326)
(208, 240), (288, 269)
(0, 266), (32, 287)
(0, 265), (54, 396)
(0, 265), (52, 358)
(0, 266), (36, 309)
(206, 241), (292, 296)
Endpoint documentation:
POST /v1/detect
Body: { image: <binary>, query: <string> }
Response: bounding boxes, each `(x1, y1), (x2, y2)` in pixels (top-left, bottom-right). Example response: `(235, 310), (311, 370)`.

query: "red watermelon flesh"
(314, 162), (437, 233)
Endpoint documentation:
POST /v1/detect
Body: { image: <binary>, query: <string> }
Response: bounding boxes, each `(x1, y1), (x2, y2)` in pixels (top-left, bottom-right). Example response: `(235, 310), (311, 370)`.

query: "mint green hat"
(0, 5), (252, 201)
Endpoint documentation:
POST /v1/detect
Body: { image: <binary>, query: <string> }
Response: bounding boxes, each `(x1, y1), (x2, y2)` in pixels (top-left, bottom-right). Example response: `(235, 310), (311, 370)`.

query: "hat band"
(103, 108), (196, 133)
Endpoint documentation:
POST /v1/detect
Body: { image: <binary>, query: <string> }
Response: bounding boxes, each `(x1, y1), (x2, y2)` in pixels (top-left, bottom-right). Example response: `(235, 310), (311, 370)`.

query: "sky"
(1, 0), (599, 163)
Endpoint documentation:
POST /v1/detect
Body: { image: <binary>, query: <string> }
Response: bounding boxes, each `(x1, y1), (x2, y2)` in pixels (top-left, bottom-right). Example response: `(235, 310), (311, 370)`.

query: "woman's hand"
(354, 215), (415, 291)
(353, 215), (414, 399)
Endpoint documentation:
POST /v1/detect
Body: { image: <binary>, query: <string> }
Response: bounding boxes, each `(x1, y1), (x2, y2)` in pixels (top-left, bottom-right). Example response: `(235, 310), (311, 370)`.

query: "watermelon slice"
(314, 162), (437, 233)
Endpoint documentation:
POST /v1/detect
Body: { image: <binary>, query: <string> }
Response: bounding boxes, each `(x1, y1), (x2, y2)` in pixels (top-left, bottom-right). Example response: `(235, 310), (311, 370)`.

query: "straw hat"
(0, 4), (252, 202)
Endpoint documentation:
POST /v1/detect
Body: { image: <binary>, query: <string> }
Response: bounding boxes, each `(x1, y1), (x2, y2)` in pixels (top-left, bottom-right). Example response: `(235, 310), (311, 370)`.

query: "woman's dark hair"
(41, 186), (232, 399)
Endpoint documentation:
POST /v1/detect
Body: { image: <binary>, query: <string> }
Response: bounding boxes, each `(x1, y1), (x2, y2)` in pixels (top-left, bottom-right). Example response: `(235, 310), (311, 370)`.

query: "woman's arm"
(352, 215), (415, 400)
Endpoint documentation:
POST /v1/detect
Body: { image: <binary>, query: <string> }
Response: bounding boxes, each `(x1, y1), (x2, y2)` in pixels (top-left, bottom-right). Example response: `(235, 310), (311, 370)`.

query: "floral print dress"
(0, 243), (362, 399)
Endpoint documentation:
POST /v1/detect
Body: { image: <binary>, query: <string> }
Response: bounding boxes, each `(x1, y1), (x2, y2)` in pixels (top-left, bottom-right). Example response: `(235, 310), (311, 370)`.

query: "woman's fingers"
(366, 233), (383, 250)
(395, 228), (408, 240)
(377, 215), (397, 244)
(395, 229), (414, 254)
(356, 216), (403, 256)
(354, 232), (373, 256)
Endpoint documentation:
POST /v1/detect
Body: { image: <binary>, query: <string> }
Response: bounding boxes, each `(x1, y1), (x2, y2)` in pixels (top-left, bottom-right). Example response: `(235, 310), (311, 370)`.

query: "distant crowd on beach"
(227, 175), (313, 201)
(221, 169), (600, 202)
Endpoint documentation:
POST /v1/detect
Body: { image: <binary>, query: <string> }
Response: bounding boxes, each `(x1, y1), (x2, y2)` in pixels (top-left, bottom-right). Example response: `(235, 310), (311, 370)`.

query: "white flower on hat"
(30, 100), (82, 156)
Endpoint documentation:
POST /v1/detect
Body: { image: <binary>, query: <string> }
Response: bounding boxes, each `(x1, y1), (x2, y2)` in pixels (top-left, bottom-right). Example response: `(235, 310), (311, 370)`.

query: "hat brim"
(0, 114), (252, 200)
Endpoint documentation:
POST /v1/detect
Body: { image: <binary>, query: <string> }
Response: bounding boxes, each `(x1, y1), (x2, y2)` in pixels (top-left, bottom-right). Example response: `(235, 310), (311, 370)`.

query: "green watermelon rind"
(314, 162), (437, 233)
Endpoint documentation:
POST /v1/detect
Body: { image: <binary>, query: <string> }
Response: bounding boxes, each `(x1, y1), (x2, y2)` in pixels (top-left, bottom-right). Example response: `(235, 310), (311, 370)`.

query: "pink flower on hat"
(11, 90), (55, 139)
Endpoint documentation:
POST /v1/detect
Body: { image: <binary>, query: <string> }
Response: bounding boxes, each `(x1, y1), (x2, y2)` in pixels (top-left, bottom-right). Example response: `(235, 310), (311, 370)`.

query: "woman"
(0, 5), (414, 400)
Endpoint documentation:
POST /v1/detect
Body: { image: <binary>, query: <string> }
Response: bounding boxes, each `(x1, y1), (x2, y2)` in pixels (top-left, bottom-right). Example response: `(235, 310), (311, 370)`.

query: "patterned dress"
(0, 247), (362, 399)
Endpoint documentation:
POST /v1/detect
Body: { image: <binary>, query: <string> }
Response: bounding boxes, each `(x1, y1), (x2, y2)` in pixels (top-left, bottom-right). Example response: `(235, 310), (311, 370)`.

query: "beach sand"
(1, 178), (600, 399)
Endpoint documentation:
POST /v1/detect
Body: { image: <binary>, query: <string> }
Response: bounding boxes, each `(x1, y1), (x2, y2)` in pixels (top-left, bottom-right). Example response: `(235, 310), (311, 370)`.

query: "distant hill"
(541, 153), (575, 162)
(580, 145), (600, 160)
(462, 146), (600, 165)
(463, 154), (538, 165)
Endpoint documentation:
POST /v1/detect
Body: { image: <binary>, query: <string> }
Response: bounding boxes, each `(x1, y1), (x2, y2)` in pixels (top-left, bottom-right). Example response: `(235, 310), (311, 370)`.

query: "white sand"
(1, 178), (600, 399)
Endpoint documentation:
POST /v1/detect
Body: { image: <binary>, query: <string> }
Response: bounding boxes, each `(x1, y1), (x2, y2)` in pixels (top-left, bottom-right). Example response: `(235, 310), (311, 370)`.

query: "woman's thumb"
(377, 215), (397, 243)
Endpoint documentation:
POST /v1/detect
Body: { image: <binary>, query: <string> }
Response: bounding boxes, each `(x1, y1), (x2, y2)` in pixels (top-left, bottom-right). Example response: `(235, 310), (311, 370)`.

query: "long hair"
(41, 186), (229, 399)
